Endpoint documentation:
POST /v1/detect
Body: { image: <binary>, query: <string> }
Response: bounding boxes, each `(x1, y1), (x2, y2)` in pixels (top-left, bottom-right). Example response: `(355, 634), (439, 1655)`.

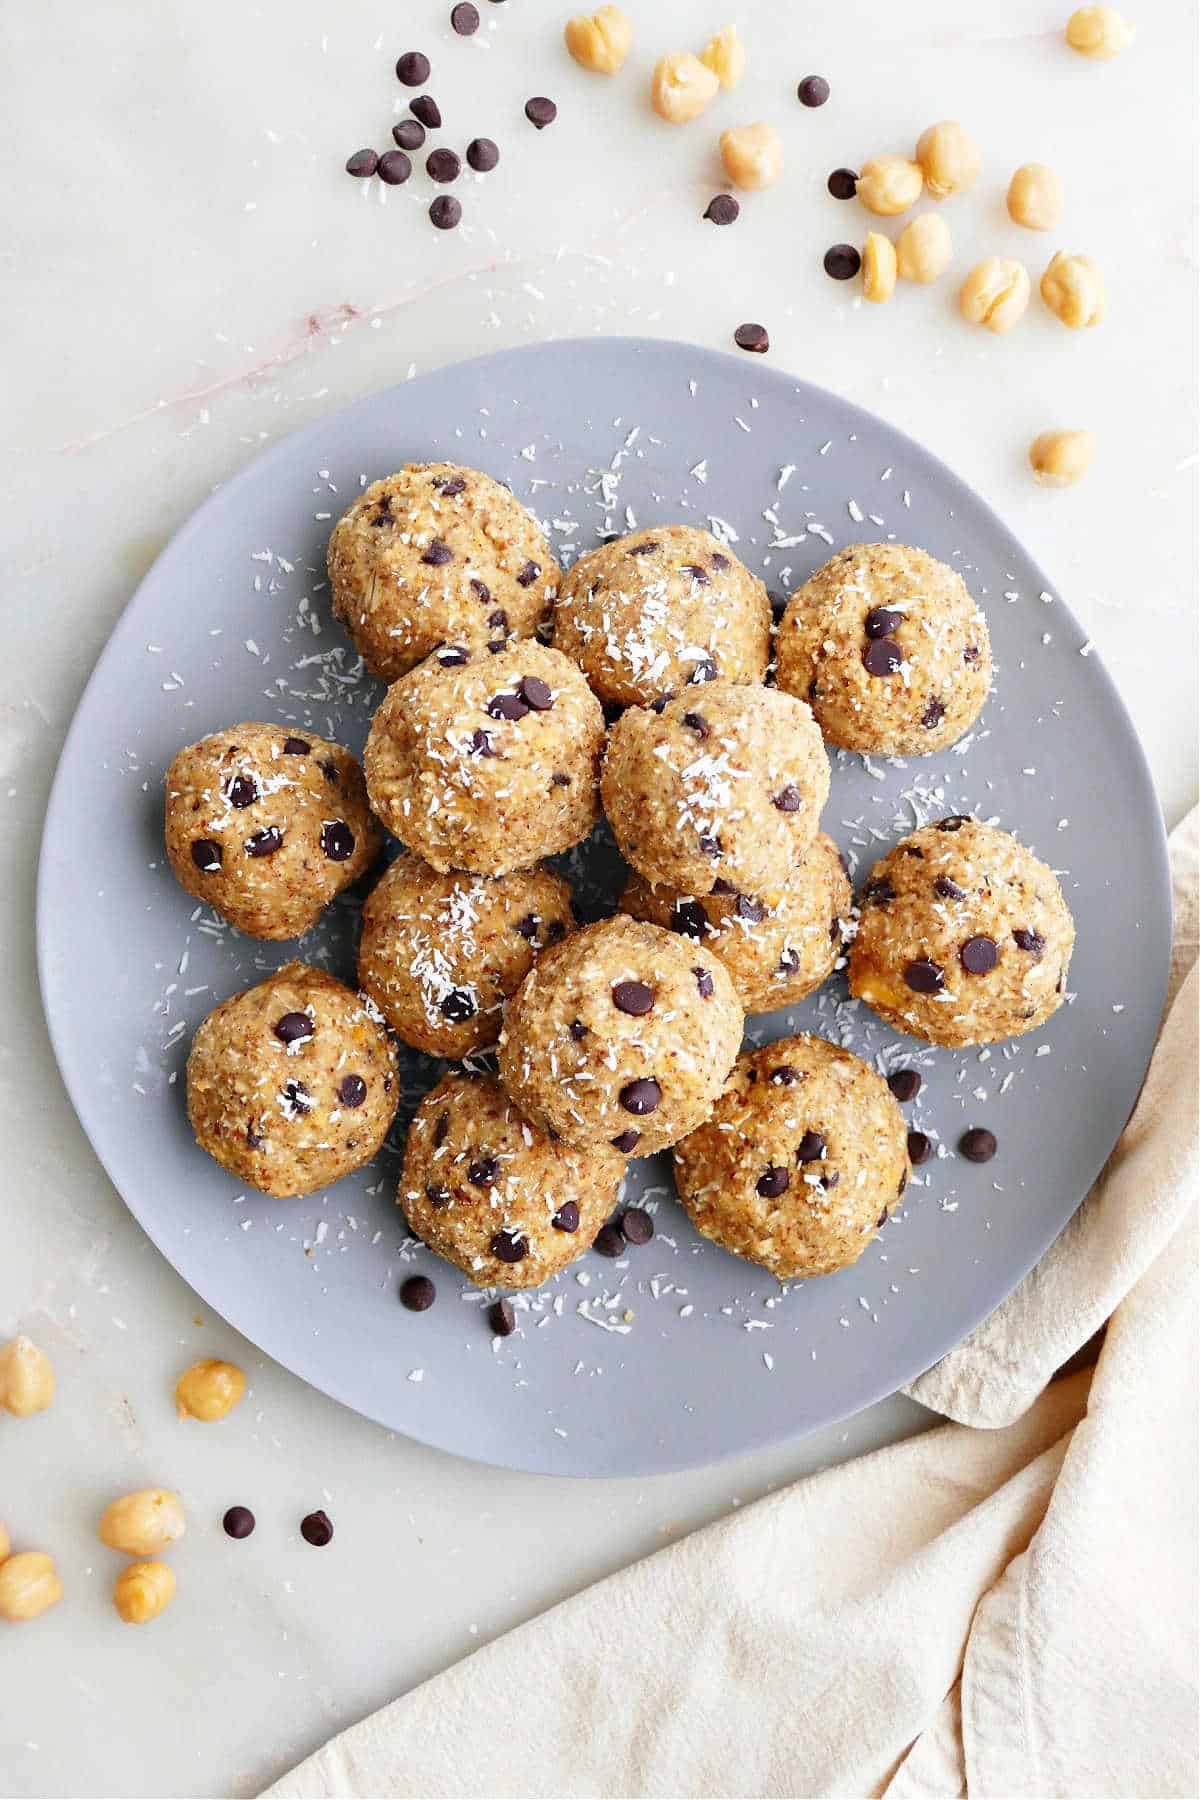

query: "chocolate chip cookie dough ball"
(619, 831), (851, 1013)
(553, 524), (771, 708)
(400, 1072), (624, 1289)
(498, 916), (743, 1156)
(673, 1035), (910, 1279)
(601, 682), (829, 895)
(187, 963), (398, 1198)
(327, 463), (561, 683)
(848, 816), (1075, 1046)
(165, 724), (380, 940)
(775, 544), (992, 755)
(364, 642), (604, 875)
(357, 854), (574, 1058)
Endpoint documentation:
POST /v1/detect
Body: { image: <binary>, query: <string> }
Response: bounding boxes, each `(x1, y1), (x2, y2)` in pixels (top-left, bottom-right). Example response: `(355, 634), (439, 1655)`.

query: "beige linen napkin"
(269, 811), (1198, 1800)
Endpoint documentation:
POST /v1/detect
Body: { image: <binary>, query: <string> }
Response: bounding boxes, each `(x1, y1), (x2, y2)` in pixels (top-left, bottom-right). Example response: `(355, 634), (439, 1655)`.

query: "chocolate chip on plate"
(907, 1130), (933, 1165)
(519, 675), (553, 711)
(756, 1165), (790, 1197)
(338, 1074), (367, 1108)
(960, 935), (999, 974)
(451, 2), (480, 34)
(300, 1510), (333, 1547)
(490, 1229), (528, 1264)
(959, 1126), (998, 1163)
(427, 147), (461, 183)
(274, 1011), (314, 1045)
(321, 820), (355, 861)
(612, 980), (654, 1016)
(345, 148), (379, 178)
(620, 1207), (654, 1245)
(191, 839), (222, 872)
(401, 1275), (436, 1312)
(552, 1201), (580, 1233)
(734, 322), (769, 353)
(862, 637), (903, 676)
(824, 243), (861, 280)
(828, 167), (858, 200)
(393, 119), (425, 151)
(704, 193), (739, 225)
(489, 1298), (516, 1336)
(223, 1506), (255, 1540)
(396, 51), (431, 86)
(797, 74), (830, 106)
(904, 958), (945, 993)
(467, 137), (500, 172)
(525, 96), (557, 129)
(796, 1130), (826, 1164)
(619, 1077), (661, 1115)
(593, 1223), (625, 1258)
(610, 1129), (641, 1153)
(887, 1069), (922, 1103)
(377, 149), (412, 185)
(411, 94), (442, 129)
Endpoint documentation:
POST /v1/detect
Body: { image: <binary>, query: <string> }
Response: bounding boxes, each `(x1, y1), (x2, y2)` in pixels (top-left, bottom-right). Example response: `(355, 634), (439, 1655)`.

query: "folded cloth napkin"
(269, 811), (1198, 1800)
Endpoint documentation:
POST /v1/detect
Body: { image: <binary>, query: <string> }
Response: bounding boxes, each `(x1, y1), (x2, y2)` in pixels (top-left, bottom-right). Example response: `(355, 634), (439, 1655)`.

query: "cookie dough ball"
(186, 962), (398, 1198)
(327, 463), (561, 683)
(553, 525), (771, 708)
(601, 682), (829, 895)
(400, 1073), (624, 1288)
(364, 642), (604, 875)
(357, 854), (574, 1058)
(165, 724), (380, 940)
(776, 544), (992, 755)
(849, 817), (1075, 1046)
(498, 916), (743, 1156)
(619, 832), (851, 1013)
(673, 1035), (910, 1279)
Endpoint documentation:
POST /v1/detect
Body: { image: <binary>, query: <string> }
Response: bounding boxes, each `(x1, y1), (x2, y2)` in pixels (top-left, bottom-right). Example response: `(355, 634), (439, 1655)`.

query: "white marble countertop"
(4, 2), (1195, 1794)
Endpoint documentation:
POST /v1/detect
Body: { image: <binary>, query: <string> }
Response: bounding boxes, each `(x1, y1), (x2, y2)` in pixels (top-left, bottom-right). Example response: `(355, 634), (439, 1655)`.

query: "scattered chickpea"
(914, 121), (981, 199)
(1040, 251), (1106, 328)
(699, 24), (745, 90)
(98, 1488), (186, 1558)
(0, 1335), (55, 1418)
(0, 1521), (10, 1563)
(1029, 429), (1097, 487)
(896, 213), (953, 284)
(563, 6), (632, 76)
(650, 51), (719, 124)
(1066, 5), (1136, 59)
(175, 1357), (246, 1422)
(856, 155), (924, 217)
(719, 122), (783, 192)
(1007, 163), (1064, 231)
(959, 257), (1032, 334)
(0, 1551), (63, 1623)
(862, 233), (898, 305)
(113, 1559), (176, 1625)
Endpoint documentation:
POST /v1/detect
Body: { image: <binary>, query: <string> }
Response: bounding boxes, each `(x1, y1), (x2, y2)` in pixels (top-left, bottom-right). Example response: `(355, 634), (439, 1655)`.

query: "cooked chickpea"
(650, 51), (719, 124)
(862, 233), (897, 304)
(1029, 429), (1096, 487)
(1066, 5), (1135, 59)
(915, 121), (981, 199)
(1007, 163), (1064, 231)
(0, 1521), (10, 1563)
(0, 1551), (63, 1623)
(1040, 251), (1106, 328)
(113, 1559), (176, 1625)
(174, 1357), (245, 1422)
(98, 1489), (186, 1557)
(0, 1335), (55, 1418)
(896, 213), (953, 283)
(719, 122), (783, 191)
(959, 257), (1031, 334)
(563, 6), (632, 76)
(856, 155), (924, 217)
(699, 24), (745, 89)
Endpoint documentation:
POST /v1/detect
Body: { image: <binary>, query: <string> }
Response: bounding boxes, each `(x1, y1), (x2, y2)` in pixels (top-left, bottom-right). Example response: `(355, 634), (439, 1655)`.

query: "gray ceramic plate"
(38, 338), (1170, 1477)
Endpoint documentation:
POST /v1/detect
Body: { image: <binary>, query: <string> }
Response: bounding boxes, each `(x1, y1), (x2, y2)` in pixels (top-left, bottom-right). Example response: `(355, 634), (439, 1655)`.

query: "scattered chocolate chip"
(620, 1207), (654, 1245)
(489, 1297), (516, 1336)
(469, 728), (496, 755)
(593, 1223), (625, 1258)
(283, 736), (311, 755)
(704, 193), (739, 225)
(393, 119), (425, 150)
(735, 894), (765, 923)
(626, 540), (658, 556)
(246, 826), (283, 858)
(960, 1126), (997, 1164)
(345, 148), (379, 178)
(321, 820), (355, 861)
(907, 1130), (933, 1165)
(610, 1129), (641, 1153)
(519, 675), (553, 711)
(525, 96), (557, 129)
(191, 838), (222, 872)
(698, 834), (722, 859)
(797, 74), (830, 106)
(934, 876), (966, 900)
(865, 606), (902, 640)
(516, 559), (540, 586)
(770, 1065), (797, 1085)
(828, 166), (859, 200)
(338, 1075), (367, 1108)
(619, 1077), (661, 1115)
(671, 900), (708, 938)
(439, 988), (477, 1022)
(378, 149), (412, 185)
(904, 958), (945, 994)
(862, 637), (903, 677)
(437, 644), (469, 667)
(401, 1274), (436, 1311)
(430, 194), (462, 229)
(711, 552), (730, 571)
(425, 1181), (450, 1209)
(682, 711), (710, 738)
(552, 1201), (580, 1233)
(281, 1079), (312, 1116)
(300, 1510), (333, 1547)
(649, 694), (674, 714)
(468, 1156), (498, 1188)
(451, 1), (480, 33)
(427, 147), (462, 183)
(796, 1130), (826, 1164)
(422, 537), (453, 566)
(274, 1011), (314, 1046)
(773, 784), (801, 813)
(693, 965), (714, 998)
(902, 846), (925, 860)
(922, 698), (946, 730)
(568, 1018), (588, 1040)
(864, 877), (896, 906)
(888, 1069), (922, 1103)
(1013, 928), (1045, 958)
(487, 639), (506, 654)
(824, 243), (861, 280)
(961, 935), (999, 975)
(937, 815), (971, 832)
(411, 94), (442, 129)
(396, 50), (431, 86)
(490, 1229), (527, 1264)
(734, 322), (769, 354)
(228, 774), (257, 808)
(682, 563), (710, 585)
(756, 1166), (790, 1198)
(223, 1506), (255, 1540)
(612, 980), (654, 1016)
(487, 690), (529, 722)
(466, 137), (499, 172)
(467, 579), (492, 605)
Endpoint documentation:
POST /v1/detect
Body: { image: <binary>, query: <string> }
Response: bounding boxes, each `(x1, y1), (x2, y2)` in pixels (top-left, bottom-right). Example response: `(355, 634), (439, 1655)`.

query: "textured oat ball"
(327, 463), (561, 683)
(357, 854), (574, 1058)
(400, 1072), (625, 1289)
(601, 681), (829, 895)
(165, 724), (380, 940)
(849, 817), (1075, 1046)
(775, 544), (992, 755)
(364, 641), (605, 875)
(673, 1035), (910, 1279)
(498, 916), (743, 1156)
(553, 524), (771, 708)
(619, 831), (851, 1013)
(187, 962), (398, 1198)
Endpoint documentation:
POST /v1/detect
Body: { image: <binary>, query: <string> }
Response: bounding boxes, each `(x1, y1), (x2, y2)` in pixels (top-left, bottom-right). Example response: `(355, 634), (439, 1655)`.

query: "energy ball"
(327, 463), (561, 683)
(775, 543), (992, 755)
(187, 962), (398, 1198)
(553, 524), (771, 708)
(364, 641), (605, 875)
(400, 1072), (624, 1289)
(618, 831), (851, 1013)
(849, 816), (1076, 1046)
(164, 723), (380, 940)
(601, 681), (829, 895)
(357, 854), (574, 1058)
(673, 1034), (910, 1279)
(497, 916), (743, 1156)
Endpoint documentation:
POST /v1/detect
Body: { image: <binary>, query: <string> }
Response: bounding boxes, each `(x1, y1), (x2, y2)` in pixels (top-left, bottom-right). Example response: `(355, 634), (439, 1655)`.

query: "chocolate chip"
(274, 1011), (314, 1046)
(904, 958), (945, 994)
(487, 639), (506, 655)
(593, 1223), (625, 1258)
(321, 820), (355, 861)
(525, 96), (557, 129)
(626, 540), (658, 556)
(491, 1229), (527, 1264)
(440, 988), (477, 1023)
(401, 1274), (436, 1311)
(425, 1182), (450, 1208)
(961, 935), (999, 975)
(902, 846), (925, 860)
(568, 1018), (588, 1040)
(682, 563), (710, 585)
(682, 711), (710, 738)
(620, 1207), (653, 1245)
(649, 694), (674, 714)
(671, 900), (708, 938)
(863, 877), (896, 906)
(907, 1130), (932, 1165)
(396, 51), (431, 86)
(797, 74), (830, 106)
(434, 1110), (450, 1147)
(963, 645), (981, 665)
(693, 965), (714, 997)
(824, 243), (861, 280)
(489, 1297), (516, 1336)
(411, 94), (442, 128)
(487, 690), (529, 722)
(711, 552), (730, 571)
(734, 322), (769, 354)
(937, 815), (971, 832)
(1013, 928), (1045, 958)
(865, 606), (902, 639)
(698, 835), (721, 859)
(427, 147), (461, 183)
(735, 894), (765, 923)
(338, 1075), (367, 1108)
(282, 736), (310, 755)
(704, 193), (739, 225)
(552, 1202), (580, 1233)
(467, 137), (499, 172)
(438, 644), (469, 666)
(756, 1166), (789, 1198)
(345, 149), (379, 178)
(246, 1126), (264, 1150)
(773, 784), (801, 813)
(246, 827), (283, 857)
(228, 774), (258, 809)
(466, 1156), (497, 1189)
(519, 675), (553, 711)
(828, 167), (859, 200)
(223, 1505), (255, 1539)
(422, 537), (453, 566)
(922, 698), (946, 729)
(887, 1069), (922, 1103)
(513, 913), (539, 942)
(451, 1), (480, 33)
(612, 980), (654, 1016)
(516, 560), (540, 586)
(469, 728), (496, 755)
(430, 195), (462, 229)
(281, 1079), (312, 1116)
(934, 876), (966, 900)
(862, 637), (903, 677)
(770, 1065), (797, 1085)
(191, 839), (222, 872)
(378, 150), (412, 185)
(393, 119), (425, 150)
(300, 1510), (333, 1547)
(619, 1077), (661, 1115)
(796, 1130), (826, 1164)
(959, 1127), (997, 1163)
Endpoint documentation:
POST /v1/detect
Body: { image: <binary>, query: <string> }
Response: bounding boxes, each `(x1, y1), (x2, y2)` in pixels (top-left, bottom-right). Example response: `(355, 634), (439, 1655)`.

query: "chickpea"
(862, 233), (897, 305)
(699, 24), (745, 90)
(563, 6), (632, 76)
(174, 1357), (245, 1422)
(0, 1551), (63, 1623)
(650, 51), (719, 124)
(719, 122), (783, 191)
(1007, 163), (1064, 231)
(1066, 5), (1135, 59)
(98, 1489), (186, 1557)
(113, 1560), (176, 1625)
(1029, 430), (1097, 487)
(0, 1335), (55, 1418)
(1040, 251), (1106, 328)
(914, 121), (981, 199)
(896, 213), (953, 284)
(856, 155), (924, 217)
(959, 258), (1031, 334)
